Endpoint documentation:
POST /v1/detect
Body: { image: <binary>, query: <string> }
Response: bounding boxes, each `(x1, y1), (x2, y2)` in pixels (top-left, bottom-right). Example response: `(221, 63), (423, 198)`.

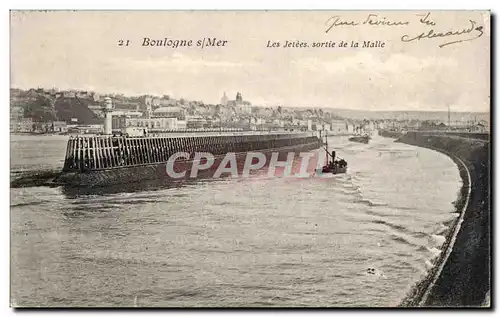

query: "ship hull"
(318, 166), (347, 175)
(54, 141), (321, 188)
(348, 136), (370, 144)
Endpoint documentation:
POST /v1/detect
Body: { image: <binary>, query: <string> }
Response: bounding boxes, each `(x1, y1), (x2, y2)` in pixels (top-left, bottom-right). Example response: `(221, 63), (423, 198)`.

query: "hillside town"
(10, 88), (489, 135)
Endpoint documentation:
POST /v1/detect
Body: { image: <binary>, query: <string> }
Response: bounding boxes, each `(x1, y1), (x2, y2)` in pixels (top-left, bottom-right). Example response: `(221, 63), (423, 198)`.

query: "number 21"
(118, 40), (130, 46)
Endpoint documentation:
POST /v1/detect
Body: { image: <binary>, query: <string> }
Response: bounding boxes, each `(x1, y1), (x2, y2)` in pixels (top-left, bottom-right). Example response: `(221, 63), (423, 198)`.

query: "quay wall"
(383, 131), (490, 307)
(378, 129), (489, 141)
(62, 132), (320, 173)
(11, 132), (321, 188)
(54, 141), (321, 188)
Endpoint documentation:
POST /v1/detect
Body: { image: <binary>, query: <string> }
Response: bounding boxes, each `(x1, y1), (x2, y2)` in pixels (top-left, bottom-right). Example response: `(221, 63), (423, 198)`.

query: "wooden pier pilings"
(62, 133), (320, 172)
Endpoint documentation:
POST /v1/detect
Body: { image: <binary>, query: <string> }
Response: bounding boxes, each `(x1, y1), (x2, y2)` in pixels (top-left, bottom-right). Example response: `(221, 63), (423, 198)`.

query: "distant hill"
(11, 89), (104, 124)
(54, 97), (103, 124)
(21, 95), (57, 122)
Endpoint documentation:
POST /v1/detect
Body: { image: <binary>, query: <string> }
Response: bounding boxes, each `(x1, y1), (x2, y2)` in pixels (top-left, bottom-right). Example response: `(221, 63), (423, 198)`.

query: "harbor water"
(10, 134), (461, 307)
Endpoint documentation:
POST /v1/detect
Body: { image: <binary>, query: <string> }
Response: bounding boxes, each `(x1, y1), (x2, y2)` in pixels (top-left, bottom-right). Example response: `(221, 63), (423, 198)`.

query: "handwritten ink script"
(401, 13), (484, 48)
(325, 14), (410, 33)
(325, 12), (485, 48)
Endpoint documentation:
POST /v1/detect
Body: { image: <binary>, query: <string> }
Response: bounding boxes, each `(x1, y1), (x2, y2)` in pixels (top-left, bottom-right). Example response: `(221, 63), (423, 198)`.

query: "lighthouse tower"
(103, 97), (113, 135)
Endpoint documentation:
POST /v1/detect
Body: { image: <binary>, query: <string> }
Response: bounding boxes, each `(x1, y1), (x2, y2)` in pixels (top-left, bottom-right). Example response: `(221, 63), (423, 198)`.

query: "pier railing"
(62, 133), (319, 172)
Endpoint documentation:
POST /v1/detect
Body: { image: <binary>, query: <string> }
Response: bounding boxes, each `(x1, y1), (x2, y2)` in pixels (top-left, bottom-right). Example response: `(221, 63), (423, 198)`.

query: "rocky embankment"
(382, 131), (490, 307)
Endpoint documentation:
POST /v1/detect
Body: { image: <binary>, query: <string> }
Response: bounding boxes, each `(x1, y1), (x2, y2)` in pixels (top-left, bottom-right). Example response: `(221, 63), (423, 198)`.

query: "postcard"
(10, 10), (490, 308)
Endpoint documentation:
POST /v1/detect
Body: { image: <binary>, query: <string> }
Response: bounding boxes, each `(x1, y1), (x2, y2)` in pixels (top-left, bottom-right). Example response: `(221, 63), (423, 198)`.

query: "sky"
(10, 11), (490, 112)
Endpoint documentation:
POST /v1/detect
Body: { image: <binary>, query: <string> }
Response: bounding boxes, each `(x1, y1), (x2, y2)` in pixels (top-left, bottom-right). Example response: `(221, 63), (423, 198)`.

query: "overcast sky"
(10, 11), (490, 112)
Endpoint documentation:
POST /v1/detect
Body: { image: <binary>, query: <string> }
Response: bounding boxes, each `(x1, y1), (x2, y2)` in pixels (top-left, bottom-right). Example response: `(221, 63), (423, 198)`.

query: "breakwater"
(43, 132), (320, 187)
(62, 132), (319, 172)
(383, 131), (490, 307)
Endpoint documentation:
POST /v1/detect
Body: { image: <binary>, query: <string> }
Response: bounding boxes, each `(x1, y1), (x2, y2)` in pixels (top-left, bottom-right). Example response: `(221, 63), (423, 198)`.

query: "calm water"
(10, 134), (461, 307)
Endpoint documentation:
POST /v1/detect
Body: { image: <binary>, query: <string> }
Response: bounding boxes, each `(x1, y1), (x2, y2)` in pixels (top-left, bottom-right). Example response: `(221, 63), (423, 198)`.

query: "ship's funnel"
(104, 97), (113, 135)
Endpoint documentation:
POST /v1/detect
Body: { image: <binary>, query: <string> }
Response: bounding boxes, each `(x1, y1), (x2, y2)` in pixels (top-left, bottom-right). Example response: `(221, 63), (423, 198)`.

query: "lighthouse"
(103, 97), (113, 135)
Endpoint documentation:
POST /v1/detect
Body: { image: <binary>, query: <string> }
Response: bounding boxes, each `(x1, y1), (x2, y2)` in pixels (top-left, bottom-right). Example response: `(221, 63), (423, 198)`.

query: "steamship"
(348, 134), (371, 144)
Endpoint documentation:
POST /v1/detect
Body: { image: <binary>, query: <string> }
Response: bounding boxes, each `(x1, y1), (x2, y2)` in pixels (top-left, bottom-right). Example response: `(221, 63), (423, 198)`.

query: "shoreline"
(385, 131), (490, 307)
(398, 143), (471, 307)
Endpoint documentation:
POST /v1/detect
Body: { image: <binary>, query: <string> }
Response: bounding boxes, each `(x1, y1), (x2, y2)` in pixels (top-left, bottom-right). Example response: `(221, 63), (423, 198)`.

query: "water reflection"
(60, 177), (218, 198)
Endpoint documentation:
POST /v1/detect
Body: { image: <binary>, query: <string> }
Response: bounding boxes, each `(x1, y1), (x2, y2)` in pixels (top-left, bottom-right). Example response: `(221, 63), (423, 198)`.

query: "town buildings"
(10, 87), (491, 135)
(11, 117), (33, 133)
(223, 92), (252, 115)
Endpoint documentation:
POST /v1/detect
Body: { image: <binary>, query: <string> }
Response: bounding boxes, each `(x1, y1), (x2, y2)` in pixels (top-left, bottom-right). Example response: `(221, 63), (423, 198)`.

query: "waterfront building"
(330, 119), (349, 134)
(10, 106), (24, 121)
(124, 117), (184, 130)
(11, 117), (33, 133)
(152, 106), (185, 119)
(52, 121), (68, 133)
(307, 119), (313, 131)
(70, 124), (103, 134)
(186, 115), (207, 129)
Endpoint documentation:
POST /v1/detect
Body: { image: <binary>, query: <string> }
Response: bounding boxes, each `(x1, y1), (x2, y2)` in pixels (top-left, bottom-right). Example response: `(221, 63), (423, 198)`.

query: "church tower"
(235, 92), (243, 104)
(220, 92), (229, 106)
